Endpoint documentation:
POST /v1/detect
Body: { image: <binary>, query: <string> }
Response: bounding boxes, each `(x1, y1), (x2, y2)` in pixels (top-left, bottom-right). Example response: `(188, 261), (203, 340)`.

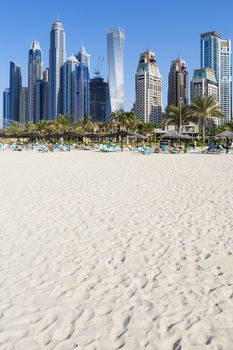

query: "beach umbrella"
(162, 131), (184, 139)
(62, 131), (83, 138)
(216, 131), (233, 139)
(181, 134), (194, 140)
(128, 133), (147, 139)
(108, 130), (134, 138)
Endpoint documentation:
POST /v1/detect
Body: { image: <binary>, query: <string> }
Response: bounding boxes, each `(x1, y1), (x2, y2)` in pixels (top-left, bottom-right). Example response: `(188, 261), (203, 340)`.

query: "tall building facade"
(36, 79), (49, 121)
(200, 31), (232, 122)
(135, 50), (162, 124)
(107, 28), (125, 112)
(220, 39), (232, 123)
(76, 47), (90, 73)
(9, 61), (22, 123)
(3, 88), (10, 128)
(191, 68), (218, 101)
(28, 41), (43, 123)
(19, 87), (28, 124)
(63, 56), (78, 117)
(168, 58), (189, 106)
(90, 74), (108, 122)
(49, 19), (66, 119)
(73, 47), (90, 121)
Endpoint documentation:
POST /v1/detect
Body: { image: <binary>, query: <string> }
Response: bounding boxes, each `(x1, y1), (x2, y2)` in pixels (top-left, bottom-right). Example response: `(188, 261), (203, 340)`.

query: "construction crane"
(94, 55), (104, 79)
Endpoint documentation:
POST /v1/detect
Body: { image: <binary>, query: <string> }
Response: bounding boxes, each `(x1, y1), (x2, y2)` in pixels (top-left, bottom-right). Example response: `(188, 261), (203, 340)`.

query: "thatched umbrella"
(128, 133), (147, 139)
(181, 134), (194, 140)
(108, 130), (134, 138)
(162, 131), (184, 139)
(216, 131), (233, 139)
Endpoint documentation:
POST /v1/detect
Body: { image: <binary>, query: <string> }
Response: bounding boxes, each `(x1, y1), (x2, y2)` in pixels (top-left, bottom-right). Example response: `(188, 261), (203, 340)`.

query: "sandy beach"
(1, 151), (233, 350)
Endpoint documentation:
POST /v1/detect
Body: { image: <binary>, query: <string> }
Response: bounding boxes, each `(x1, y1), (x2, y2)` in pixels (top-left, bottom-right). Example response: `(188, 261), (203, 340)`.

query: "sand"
(0, 150), (233, 350)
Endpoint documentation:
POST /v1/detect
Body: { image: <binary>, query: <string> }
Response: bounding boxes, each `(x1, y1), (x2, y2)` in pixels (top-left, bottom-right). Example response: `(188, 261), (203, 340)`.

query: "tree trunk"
(202, 120), (206, 145)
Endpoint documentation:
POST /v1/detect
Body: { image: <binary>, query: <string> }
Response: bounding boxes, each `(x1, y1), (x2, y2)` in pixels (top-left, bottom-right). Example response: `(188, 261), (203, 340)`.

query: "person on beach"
(120, 140), (124, 152)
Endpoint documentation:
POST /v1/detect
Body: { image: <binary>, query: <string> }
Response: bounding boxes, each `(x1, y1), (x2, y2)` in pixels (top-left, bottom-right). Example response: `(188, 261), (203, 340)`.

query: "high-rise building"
(74, 47), (90, 121)
(191, 68), (218, 101)
(19, 87), (28, 124)
(3, 88), (10, 128)
(90, 73), (108, 122)
(135, 50), (162, 124)
(35, 79), (49, 121)
(107, 28), (125, 112)
(63, 55), (78, 117)
(9, 61), (22, 123)
(200, 31), (232, 122)
(220, 39), (232, 123)
(168, 58), (189, 107)
(43, 68), (49, 82)
(76, 47), (90, 73)
(28, 41), (43, 123)
(49, 19), (66, 119)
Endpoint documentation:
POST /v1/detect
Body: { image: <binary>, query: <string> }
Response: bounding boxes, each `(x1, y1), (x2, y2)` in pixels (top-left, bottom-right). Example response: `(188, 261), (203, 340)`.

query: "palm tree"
(6, 121), (24, 136)
(188, 96), (224, 143)
(24, 121), (36, 134)
(109, 111), (136, 132)
(54, 115), (72, 134)
(163, 103), (188, 132)
(36, 120), (49, 137)
(79, 116), (94, 134)
(224, 120), (233, 131)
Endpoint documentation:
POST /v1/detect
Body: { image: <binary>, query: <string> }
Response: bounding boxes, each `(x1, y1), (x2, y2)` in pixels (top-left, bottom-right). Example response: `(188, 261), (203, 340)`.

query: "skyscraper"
(168, 58), (189, 107)
(135, 50), (162, 124)
(3, 88), (10, 128)
(35, 79), (49, 121)
(9, 61), (22, 123)
(49, 19), (66, 119)
(19, 87), (28, 124)
(107, 28), (125, 113)
(191, 68), (218, 101)
(220, 39), (232, 123)
(76, 47), (90, 73)
(200, 31), (232, 122)
(63, 55), (78, 117)
(90, 73), (108, 122)
(74, 47), (90, 121)
(28, 41), (43, 123)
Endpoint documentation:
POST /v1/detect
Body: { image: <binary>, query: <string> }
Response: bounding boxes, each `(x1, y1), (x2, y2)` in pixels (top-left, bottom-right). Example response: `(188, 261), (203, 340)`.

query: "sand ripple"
(0, 152), (233, 349)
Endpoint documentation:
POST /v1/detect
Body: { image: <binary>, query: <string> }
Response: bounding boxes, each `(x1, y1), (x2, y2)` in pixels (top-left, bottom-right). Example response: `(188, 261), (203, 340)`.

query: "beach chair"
(160, 144), (169, 153)
(38, 145), (49, 153)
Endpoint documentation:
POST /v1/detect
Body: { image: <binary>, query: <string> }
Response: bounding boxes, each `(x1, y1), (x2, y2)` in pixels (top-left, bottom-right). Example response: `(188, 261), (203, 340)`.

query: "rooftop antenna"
(57, 14), (60, 21)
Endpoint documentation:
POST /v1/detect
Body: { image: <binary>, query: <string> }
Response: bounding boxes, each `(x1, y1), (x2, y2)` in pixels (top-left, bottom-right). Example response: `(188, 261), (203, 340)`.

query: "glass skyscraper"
(74, 47), (90, 122)
(200, 31), (232, 123)
(107, 28), (125, 113)
(28, 41), (43, 123)
(49, 19), (66, 120)
(9, 61), (22, 123)
(63, 56), (79, 117)
(3, 88), (10, 128)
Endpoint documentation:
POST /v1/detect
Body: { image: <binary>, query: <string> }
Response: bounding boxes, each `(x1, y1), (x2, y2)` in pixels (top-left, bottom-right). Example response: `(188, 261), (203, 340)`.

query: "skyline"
(1, 0), (233, 122)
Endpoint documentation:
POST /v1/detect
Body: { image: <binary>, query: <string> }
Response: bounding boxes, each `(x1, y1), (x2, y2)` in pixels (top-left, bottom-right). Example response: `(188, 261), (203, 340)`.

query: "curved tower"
(107, 28), (125, 113)
(49, 19), (66, 119)
(28, 41), (42, 123)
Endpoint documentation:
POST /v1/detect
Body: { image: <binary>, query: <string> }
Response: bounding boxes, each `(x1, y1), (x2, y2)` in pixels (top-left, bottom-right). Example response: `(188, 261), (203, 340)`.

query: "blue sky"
(1, 0), (233, 121)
